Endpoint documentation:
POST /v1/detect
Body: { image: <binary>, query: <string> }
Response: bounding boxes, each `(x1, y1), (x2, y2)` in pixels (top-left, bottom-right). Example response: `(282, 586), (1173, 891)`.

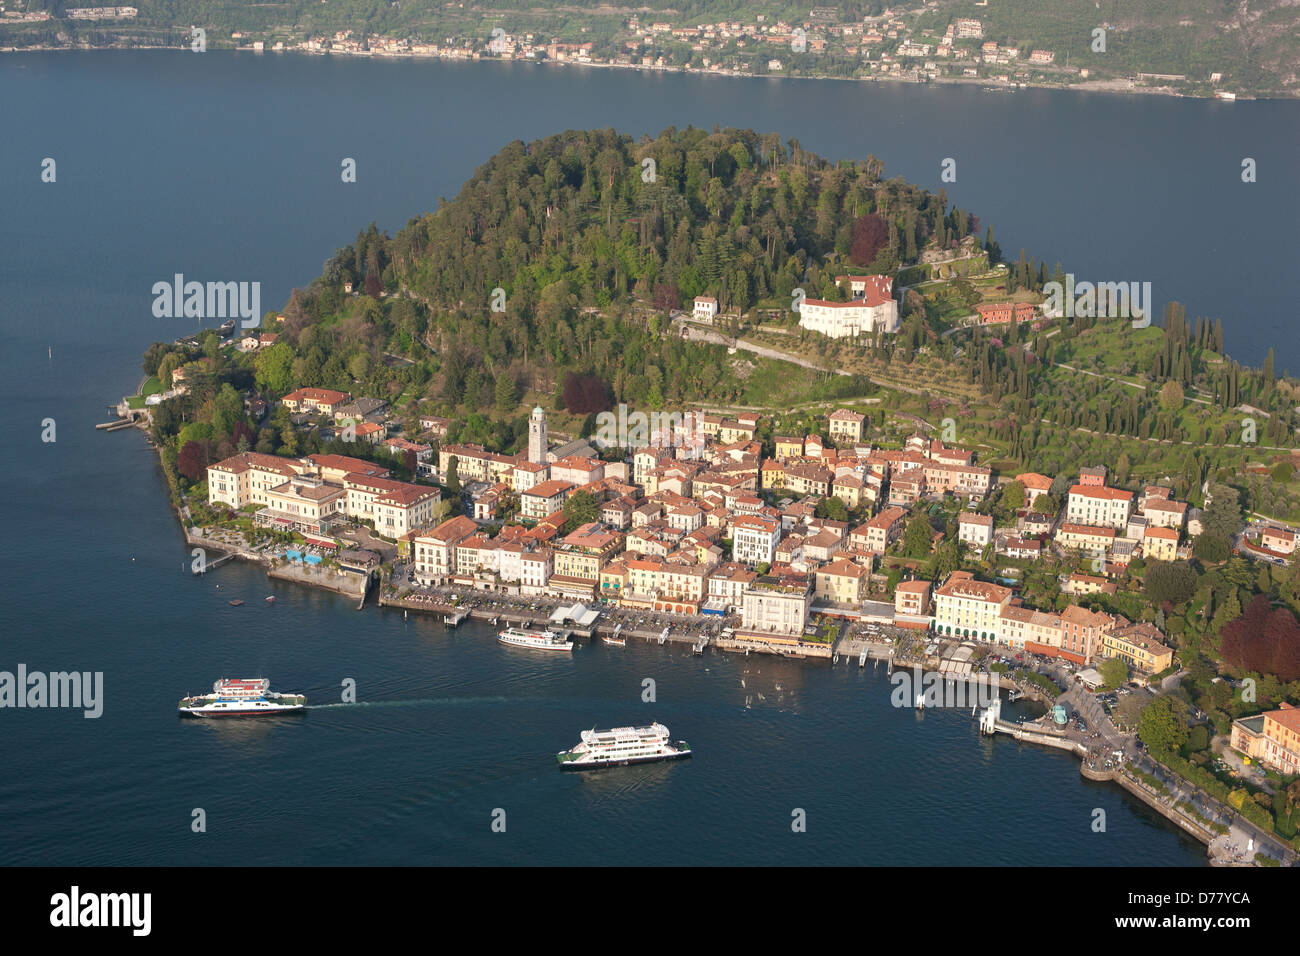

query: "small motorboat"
(265, 596), (276, 604)
(229, 599), (245, 607)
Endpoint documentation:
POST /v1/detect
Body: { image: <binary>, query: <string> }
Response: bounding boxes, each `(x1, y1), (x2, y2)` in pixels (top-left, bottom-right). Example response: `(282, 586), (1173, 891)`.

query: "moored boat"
(498, 626), (573, 652)
(178, 678), (306, 718)
(557, 722), (691, 770)
(228, 599), (244, 606)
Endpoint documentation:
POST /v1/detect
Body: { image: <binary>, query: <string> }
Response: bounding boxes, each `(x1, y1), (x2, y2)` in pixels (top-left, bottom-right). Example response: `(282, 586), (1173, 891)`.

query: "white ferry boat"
(177, 678), (306, 718)
(497, 626), (573, 652)
(557, 722), (691, 770)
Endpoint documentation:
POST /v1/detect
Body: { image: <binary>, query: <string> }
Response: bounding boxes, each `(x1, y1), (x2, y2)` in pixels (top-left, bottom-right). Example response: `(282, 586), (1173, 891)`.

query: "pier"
(95, 419), (136, 431)
(195, 551), (239, 573)
(443, 608), (470, 627)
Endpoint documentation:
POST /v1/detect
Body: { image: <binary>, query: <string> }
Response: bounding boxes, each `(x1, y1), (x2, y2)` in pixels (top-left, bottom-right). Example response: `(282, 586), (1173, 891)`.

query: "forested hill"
(287, 126), (974, 414)
(371, 126), (967, 318)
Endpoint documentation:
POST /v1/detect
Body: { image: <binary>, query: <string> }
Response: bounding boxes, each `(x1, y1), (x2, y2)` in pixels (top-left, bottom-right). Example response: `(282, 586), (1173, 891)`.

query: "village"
(197, 357), (1296, 673)
(222, 10), (1237, 100)
(190, 367), (1300, 800)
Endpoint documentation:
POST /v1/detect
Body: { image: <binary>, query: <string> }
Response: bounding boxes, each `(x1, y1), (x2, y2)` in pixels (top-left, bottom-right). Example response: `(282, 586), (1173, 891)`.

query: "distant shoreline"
(0, 43), (1269, 101)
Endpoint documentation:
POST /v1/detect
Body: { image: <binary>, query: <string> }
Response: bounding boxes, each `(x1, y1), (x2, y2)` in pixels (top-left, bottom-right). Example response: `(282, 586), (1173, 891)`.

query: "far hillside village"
(118, 220), (1300, 861)
(3, 5), (1264, 99)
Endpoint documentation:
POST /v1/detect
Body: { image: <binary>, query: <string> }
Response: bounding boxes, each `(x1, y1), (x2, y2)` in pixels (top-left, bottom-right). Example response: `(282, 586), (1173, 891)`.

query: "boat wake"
(305, 696), (513, 710)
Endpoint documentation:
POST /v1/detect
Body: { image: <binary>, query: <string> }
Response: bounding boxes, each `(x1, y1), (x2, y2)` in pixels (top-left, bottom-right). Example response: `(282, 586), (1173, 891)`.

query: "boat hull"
(180, 706), (305, 718)
(498, 634), (573, 652)
(178, 696), (306, 718)
(558, 747), (691, 771)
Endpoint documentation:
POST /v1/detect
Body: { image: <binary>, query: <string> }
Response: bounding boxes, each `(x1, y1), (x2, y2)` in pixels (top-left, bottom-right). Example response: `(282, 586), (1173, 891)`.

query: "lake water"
(4, 50), (1285, 864)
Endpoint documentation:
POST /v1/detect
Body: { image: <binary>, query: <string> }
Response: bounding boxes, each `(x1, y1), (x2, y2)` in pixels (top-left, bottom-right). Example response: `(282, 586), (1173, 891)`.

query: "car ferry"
(497, 626), (574, 652)
(557, 722), (691, 770)
(177, 678), (306, 718)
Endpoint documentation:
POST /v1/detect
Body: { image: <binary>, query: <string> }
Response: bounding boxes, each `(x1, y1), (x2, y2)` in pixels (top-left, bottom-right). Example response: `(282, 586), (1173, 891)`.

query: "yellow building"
(1055, 522), (1116, 555)
(1101, 622), (1173, 674)
(1230, 705), (1300, 775)
(933, 571), (1012, 642)
(1143, 525), (1179, 561)
(256, 476), (345, 533)
(814, 558), (866, 605)
(207, 452), (298, 509)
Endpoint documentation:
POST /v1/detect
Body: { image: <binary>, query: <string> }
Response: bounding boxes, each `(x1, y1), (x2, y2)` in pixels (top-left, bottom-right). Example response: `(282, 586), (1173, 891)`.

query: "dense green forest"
(281, 126), (971, 417)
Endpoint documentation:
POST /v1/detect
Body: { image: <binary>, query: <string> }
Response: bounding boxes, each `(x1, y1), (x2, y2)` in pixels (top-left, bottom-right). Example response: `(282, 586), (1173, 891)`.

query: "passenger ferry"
(557, 722), (691, 770)
(177, 678), (306, 718)
(497, 626), (574, 652)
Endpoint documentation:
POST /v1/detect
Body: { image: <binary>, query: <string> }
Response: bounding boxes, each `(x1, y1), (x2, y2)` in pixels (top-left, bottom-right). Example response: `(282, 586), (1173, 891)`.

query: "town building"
(1066, 484), (1133, 530)
(827, 408), (867, 444)
(933, 571), (1012, 642)
(894, 579), (932, 617)
(1231, 704), (1300, 775)
(958, 511), (993, 548)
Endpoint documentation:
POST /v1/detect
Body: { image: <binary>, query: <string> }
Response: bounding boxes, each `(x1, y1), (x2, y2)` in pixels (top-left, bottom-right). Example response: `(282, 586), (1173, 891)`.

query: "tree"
(177, 440), (209, 481)
(142, 342), (172, 377)
(1144, 560), (1198, 607)
(494, 372), (519, 413)
(1031, 493), (1058, 515)
(255, 342), (296, 395)
(848, 214), (888, 268)
(444, 456), (460, 495)
(903, 515), (935, 558)
(177, 422), (214, 448)
(561, 489), (600, 532)
(934, 540), (961, 579)
(1098, 657), (1128, 690)
(1158, 379), (1184, 411)
(815, 497), (848, 522)
(157, 352), (181, 388)
(562, 372), (611, 414)
(1203, 483), (1243, 540)
(1138, 696), (1189, 756)
(1220, 595), (1300, 681)
(1193, 532), (1231, 564)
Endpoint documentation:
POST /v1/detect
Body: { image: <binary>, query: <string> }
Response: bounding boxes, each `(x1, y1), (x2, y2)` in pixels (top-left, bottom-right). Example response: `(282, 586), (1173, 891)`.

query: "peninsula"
(120, 126), (1300, 864)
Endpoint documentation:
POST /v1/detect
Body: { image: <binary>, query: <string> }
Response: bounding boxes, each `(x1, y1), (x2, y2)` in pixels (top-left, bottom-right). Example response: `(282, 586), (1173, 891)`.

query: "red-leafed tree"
(178, 440), (209, 481)
(849, 213), (889, 267)
(563, 372), (611, 414)
(653, 283), (681, 312)
(365, 272), (383, 297)
(232, 420), (256, 449)
(1221, 595), (1300, 681)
